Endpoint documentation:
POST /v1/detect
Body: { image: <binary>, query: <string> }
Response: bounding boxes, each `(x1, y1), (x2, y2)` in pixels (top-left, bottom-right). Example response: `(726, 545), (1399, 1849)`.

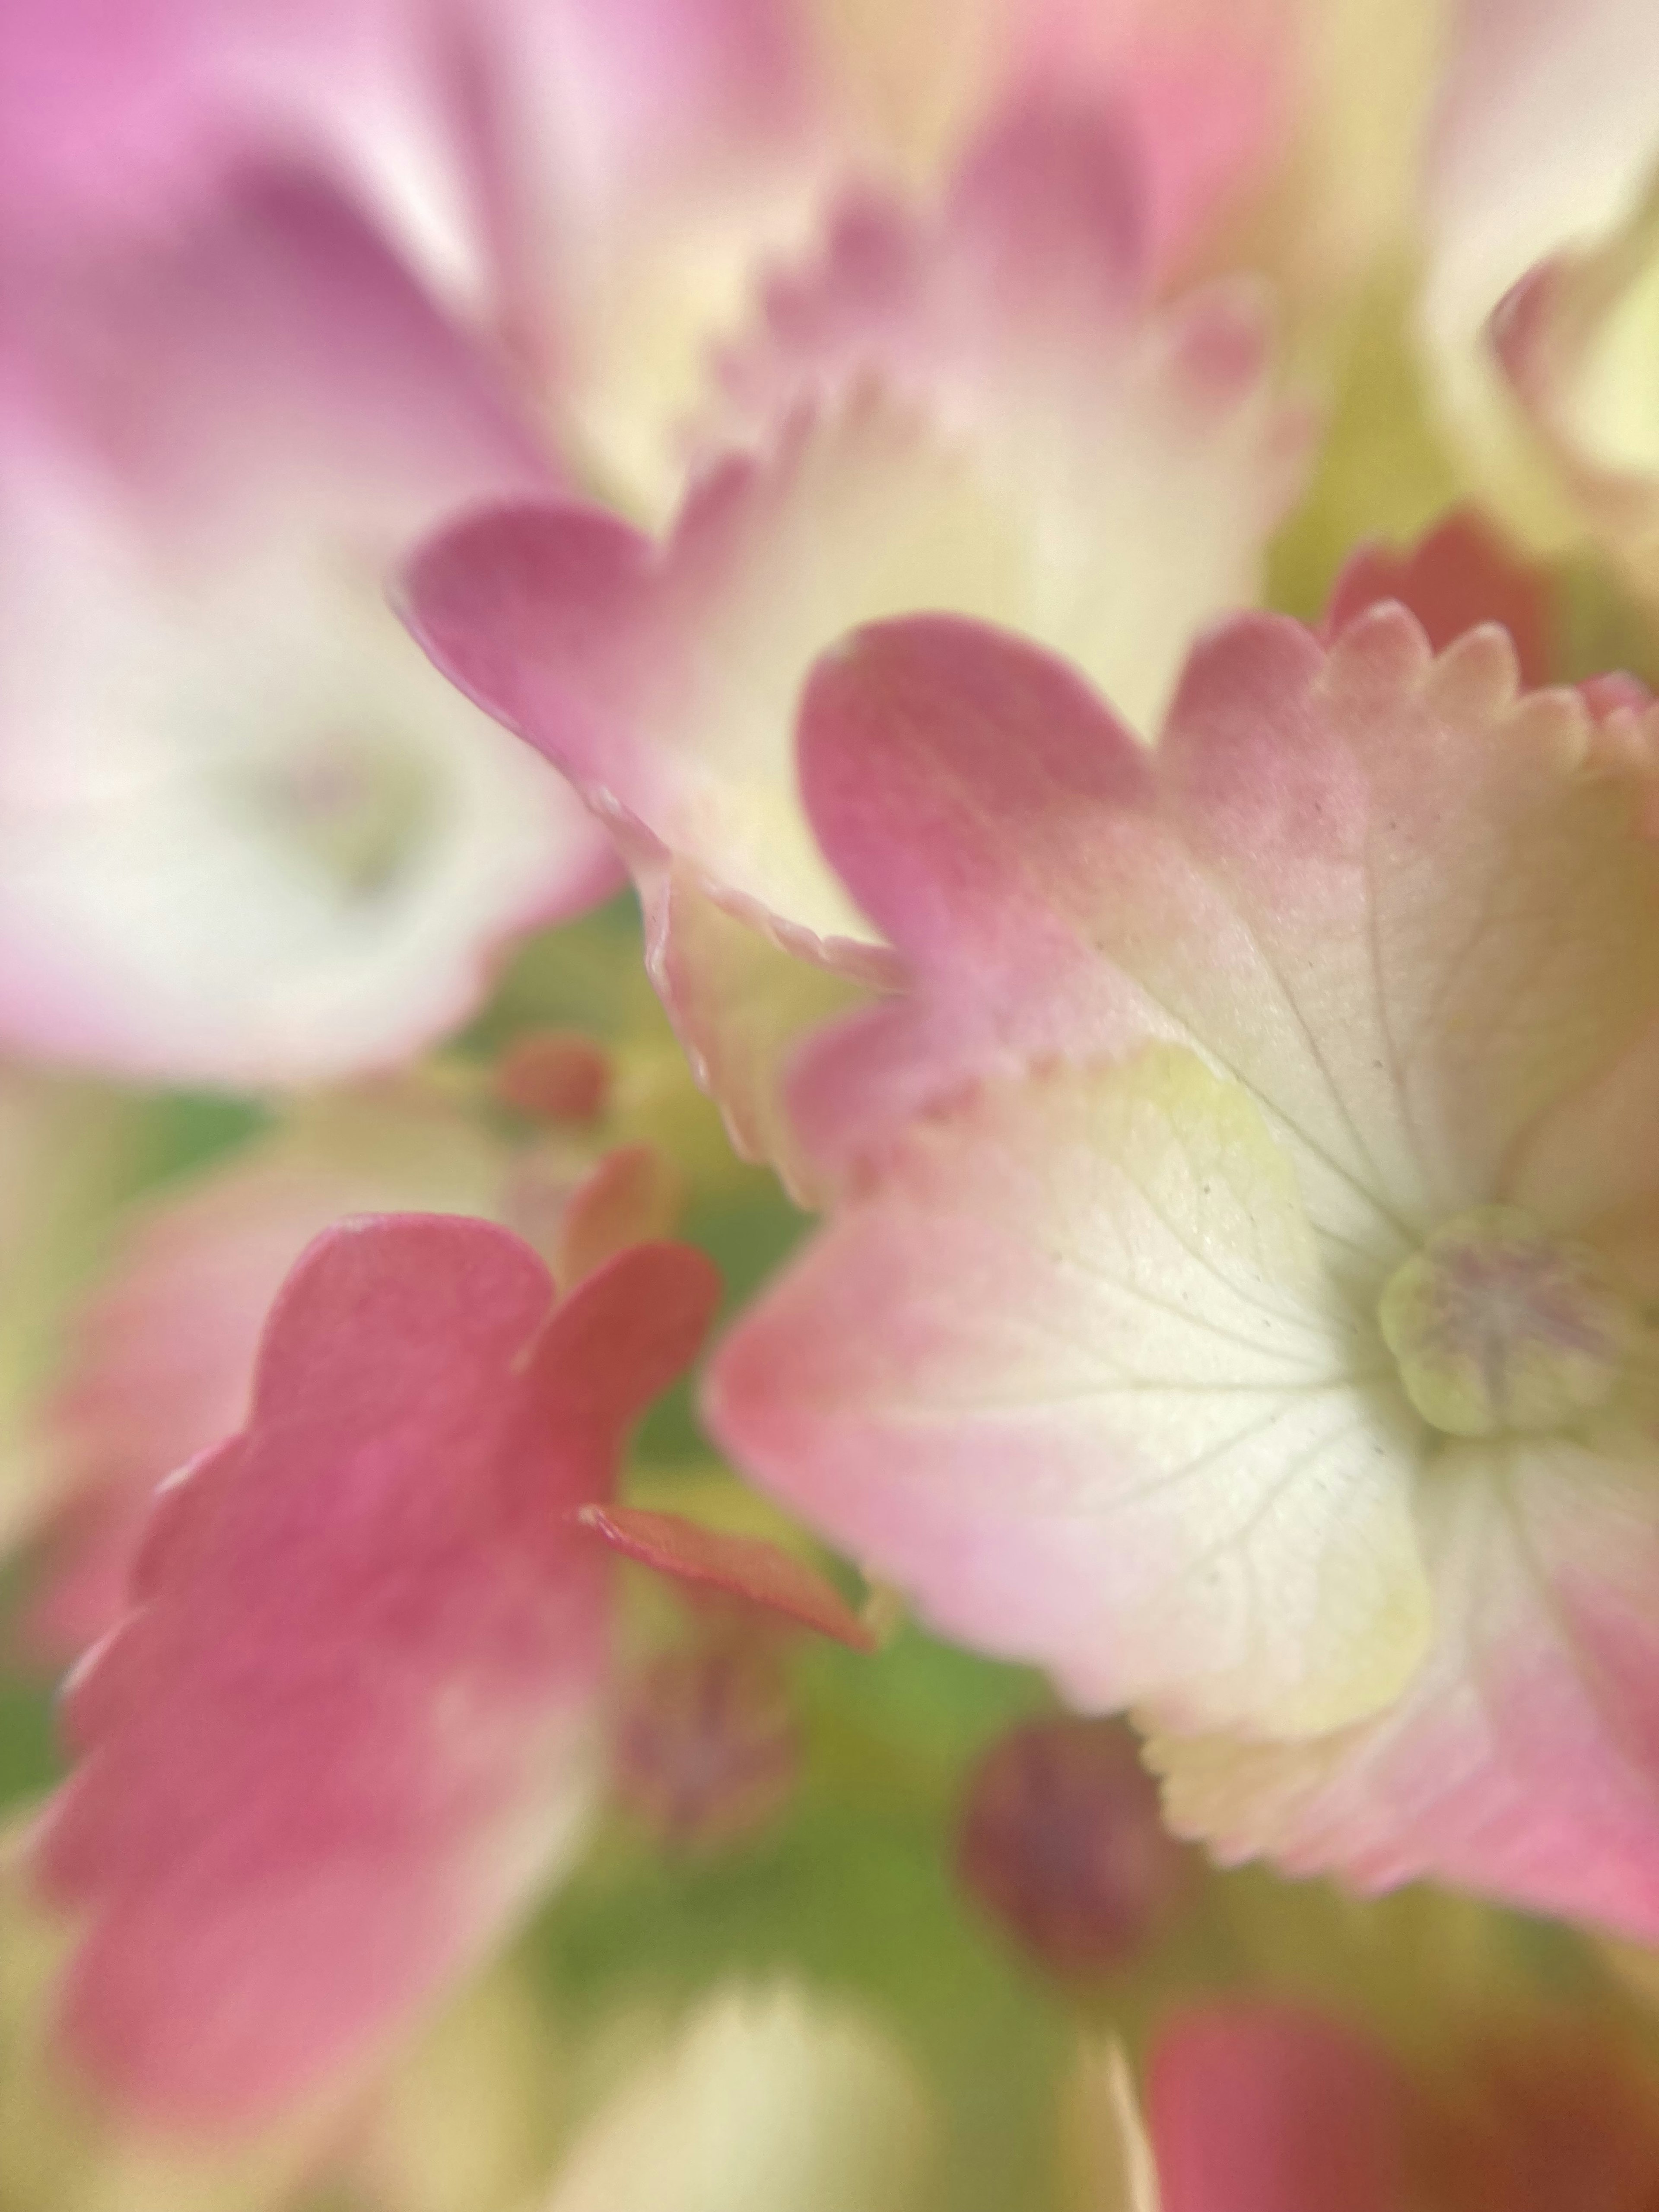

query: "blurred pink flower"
(0, 169), (617, 1087)
(32, 1214), (719, 2129)
(0, 0), (1306, 490)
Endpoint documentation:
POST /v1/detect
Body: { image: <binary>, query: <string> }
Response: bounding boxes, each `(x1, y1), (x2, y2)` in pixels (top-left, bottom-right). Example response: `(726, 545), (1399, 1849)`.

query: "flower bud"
(957, 1716), (1190, 1977)
(495, 1032), (613, 1125)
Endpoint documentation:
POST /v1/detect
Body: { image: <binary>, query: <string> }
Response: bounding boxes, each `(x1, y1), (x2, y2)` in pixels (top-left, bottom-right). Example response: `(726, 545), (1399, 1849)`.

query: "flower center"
(1378, 1206), (1635, 1439)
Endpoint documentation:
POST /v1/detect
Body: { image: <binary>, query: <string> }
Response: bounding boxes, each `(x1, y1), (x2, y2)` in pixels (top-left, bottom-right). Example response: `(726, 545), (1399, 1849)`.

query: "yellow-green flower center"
(1378, 1206), (1634, 1439)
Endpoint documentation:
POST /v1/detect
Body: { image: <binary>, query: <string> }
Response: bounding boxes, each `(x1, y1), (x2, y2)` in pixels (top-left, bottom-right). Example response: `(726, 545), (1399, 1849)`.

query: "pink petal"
(715, 90), (1148, 426)
(8, 163), (553, 540)
(792, 609), (1659, 1258)
(406, 93), (1304, 1178)
(1147, 2004), (1410, 2212)
(709, 1051), (1430, 1739)
(1089, 20), (1295, 280)
(714, 603), (1659, 1870)
(1004, 0), (1302, 279)
(0, 0), (464, 264)
(646, 864), (881, 1199)
(578, 1504), (875, 1650)
(480, 0), (833, 508)
(33, 1216), (718, 2127)
(22, 1102), (515, 1665)
(1322, 509), (1552, 686)
(0, 0), (824, 499)
(1155, 1440), (1659, 1942)
(1323, 509), (1650, 723)
(400, 497), (664, 811)
(788, 610), (1162, 1168)
(514, 0), (815, 189)
(1483, 220), (1659, 602)
(861, 2), (1300, 291)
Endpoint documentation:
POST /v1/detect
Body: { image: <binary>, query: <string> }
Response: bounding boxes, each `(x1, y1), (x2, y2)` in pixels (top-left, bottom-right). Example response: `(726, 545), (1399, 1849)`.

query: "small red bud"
(495, 1032), (612, 1123)
(957, 1716), (1190, 1977)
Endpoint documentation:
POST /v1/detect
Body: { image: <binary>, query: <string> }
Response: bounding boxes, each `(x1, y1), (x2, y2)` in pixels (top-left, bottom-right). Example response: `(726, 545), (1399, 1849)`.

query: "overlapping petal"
(709, 1051), (1429, 1738)
(33, 1215), (719, 2127)
(707, 599), (1659, 1928)
(20, 1095), (512, 1664)
(1322, 509), (1553, 686)
(1423, 0), (1659, 555)
(791, 607), (1659, 1252)
(1153, 1438), (1659, 1939)
(407, 99), (1305, 1186)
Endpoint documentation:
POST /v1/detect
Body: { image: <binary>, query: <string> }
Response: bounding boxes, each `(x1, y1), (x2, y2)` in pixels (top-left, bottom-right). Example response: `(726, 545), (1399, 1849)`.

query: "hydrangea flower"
(709, 600), (1659, 1938)
(15, 0), (1659, 2187)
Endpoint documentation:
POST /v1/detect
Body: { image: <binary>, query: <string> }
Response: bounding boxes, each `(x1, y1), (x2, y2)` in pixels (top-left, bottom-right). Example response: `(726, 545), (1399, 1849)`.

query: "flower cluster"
(6, 0), (1659, 2202)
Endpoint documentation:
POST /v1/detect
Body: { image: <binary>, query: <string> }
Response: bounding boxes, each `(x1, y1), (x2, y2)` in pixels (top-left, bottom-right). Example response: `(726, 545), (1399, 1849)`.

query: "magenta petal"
(400, 498), (660, 789)
(12, 163), (554, 540)
(1147, 2004), (1410, 2212)
(1323, 510), (1552, 686)
(34, 1216), (718, 2130)
(944, 91), (1149, 326)
(578, 1504), (876, 1650)
(799, 614), (1151, 967)
(794, 600), (1659, 1243)
(791, 613), (1163, 1167)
